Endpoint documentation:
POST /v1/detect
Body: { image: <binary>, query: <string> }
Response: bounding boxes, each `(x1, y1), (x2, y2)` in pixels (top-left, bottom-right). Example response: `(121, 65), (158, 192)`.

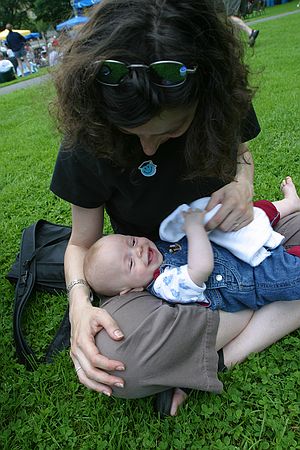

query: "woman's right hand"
(66, 205), (125, 394)
(69, 290), (126, 395)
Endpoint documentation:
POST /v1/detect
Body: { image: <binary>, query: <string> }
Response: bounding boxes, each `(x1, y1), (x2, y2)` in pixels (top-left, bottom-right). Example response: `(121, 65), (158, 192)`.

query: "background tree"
(33, 0), (72, 27)
(0, 0), (35, 30)
(0, 0), (72, 31)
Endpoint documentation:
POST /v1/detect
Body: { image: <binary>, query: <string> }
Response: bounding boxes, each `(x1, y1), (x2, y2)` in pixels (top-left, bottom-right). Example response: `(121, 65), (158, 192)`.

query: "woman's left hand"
(205, 179), (254, 232)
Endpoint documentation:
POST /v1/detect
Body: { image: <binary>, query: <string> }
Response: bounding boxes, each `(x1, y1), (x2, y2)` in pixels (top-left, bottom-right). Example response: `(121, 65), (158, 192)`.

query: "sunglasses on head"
(96, 60), (198, 87)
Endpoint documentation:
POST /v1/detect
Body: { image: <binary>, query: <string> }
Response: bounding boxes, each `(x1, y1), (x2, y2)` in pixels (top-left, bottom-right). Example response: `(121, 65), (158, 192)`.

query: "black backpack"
(6, 220), (72, 369)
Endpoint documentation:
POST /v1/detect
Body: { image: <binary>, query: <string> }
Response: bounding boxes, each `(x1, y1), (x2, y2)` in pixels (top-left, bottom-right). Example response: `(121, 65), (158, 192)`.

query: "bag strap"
(45, 307), (71, 363)
(13, 220), (71, 369)
(13, 221), (39, 369)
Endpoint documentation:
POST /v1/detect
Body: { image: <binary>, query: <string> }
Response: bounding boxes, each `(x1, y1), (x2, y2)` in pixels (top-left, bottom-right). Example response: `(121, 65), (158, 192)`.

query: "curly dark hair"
(53, 0), (254, 181)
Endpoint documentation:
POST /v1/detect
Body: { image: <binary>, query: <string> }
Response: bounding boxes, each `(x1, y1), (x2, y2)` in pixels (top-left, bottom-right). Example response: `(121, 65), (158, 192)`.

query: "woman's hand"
(205, 144), (255, 232)
(66, 205), (125, 395)
(70, 299), (126, 395)
(205, 179), (254, 232)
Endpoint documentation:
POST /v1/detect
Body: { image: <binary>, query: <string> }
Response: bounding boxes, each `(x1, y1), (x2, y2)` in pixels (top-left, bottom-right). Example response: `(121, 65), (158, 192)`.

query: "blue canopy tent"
(56, 15), (89, 31)
(73, 0), (101, 8)
(24, 32), (41, 40)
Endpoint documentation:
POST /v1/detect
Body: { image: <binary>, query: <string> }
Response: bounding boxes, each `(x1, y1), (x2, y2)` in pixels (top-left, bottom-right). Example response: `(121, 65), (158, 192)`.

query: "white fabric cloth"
(159, 197), (285, 267)
(153, 264), (209, 304)
(0, 59), (14, 73)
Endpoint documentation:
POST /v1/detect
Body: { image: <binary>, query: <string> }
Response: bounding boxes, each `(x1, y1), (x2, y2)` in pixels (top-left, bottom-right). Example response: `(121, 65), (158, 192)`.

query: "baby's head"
(84, 234), (163, 297)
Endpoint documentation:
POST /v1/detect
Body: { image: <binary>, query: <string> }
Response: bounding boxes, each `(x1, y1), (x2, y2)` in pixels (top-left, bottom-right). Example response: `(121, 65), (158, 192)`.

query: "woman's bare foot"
(170, 388), (188, 416)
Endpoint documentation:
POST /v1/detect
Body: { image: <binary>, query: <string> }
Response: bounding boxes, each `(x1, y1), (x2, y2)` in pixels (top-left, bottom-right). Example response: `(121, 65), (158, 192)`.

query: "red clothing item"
(286, 246), (300, 258)
(254, 200), (280, 227)
(247, 200), (300, 257)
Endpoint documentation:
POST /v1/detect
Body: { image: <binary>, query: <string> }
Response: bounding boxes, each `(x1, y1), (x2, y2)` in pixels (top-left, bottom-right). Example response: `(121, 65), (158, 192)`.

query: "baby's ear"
(119, 286), (144, 295)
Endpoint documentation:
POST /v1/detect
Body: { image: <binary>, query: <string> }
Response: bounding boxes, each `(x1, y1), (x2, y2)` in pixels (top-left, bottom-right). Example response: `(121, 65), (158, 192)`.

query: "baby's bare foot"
(281, 176), (298, 198)
(280, 176), (300, 212)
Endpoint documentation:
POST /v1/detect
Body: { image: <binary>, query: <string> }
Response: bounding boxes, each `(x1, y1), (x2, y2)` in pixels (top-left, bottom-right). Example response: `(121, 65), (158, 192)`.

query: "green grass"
(1, 9), (300, 450)
(245, 0), (300, 21)
(0, 67), (49, 88)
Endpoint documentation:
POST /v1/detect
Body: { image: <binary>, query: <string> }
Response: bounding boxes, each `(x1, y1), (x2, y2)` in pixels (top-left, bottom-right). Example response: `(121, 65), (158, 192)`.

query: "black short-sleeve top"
(51, 106), (260, 241)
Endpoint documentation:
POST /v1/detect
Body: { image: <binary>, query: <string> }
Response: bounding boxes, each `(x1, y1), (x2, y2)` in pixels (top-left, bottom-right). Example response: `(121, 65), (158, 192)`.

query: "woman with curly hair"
(50, 0), (300, 416)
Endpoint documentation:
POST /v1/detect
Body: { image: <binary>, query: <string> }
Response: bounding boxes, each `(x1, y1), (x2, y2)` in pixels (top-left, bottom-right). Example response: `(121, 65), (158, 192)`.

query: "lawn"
(1, 5), (300, 449)
(245, 0), (300, 20)
(0, 67), (49, 88)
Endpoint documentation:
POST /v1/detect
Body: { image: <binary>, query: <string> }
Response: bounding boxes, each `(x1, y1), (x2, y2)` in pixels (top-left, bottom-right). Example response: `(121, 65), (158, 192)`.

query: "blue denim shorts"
(14, 48), (26, 59)
(205, 244), (300, 312)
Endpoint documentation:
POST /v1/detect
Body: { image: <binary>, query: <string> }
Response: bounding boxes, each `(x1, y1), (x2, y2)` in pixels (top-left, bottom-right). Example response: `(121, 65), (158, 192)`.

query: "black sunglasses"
(96, 60), (198, 87)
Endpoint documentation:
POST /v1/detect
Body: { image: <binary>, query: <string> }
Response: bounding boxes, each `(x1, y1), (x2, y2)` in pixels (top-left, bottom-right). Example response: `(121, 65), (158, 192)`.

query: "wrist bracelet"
(66, 279), (89, 293)
(67, 279), (94, 303)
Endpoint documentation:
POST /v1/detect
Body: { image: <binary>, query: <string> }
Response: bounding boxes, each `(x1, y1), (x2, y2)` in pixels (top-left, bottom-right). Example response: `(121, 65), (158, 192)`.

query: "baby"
(84, 177), (300, 312)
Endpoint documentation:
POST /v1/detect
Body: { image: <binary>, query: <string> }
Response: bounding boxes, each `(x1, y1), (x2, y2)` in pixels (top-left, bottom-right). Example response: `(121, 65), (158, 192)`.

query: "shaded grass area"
(245, 0), (300, 21)
(0, 67), (49, 88)
(1, 10), (299, 450)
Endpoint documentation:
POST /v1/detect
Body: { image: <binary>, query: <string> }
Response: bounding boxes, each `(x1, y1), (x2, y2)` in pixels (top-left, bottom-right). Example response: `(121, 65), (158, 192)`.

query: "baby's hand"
(182, 208), (205, 232)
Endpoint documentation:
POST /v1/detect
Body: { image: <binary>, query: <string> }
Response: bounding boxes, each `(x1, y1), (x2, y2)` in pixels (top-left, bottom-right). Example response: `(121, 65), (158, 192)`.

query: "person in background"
(223, 0), (260, 46)
(5, 24), (32, 76)
(39, 50), (48, 67)
(48, 44), (59, 67)
(0, 51), (16, 82)
(25, 43), (35, 63)
(5, 46), (18, 72)
(0, 43), (7, 56)
(25, 43), (38, 73)
(52, 36), (60, 47)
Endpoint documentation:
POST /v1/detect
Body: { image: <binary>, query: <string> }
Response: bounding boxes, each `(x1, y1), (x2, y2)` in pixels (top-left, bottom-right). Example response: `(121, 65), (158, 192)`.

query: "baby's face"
(100, 234), (163, 293)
